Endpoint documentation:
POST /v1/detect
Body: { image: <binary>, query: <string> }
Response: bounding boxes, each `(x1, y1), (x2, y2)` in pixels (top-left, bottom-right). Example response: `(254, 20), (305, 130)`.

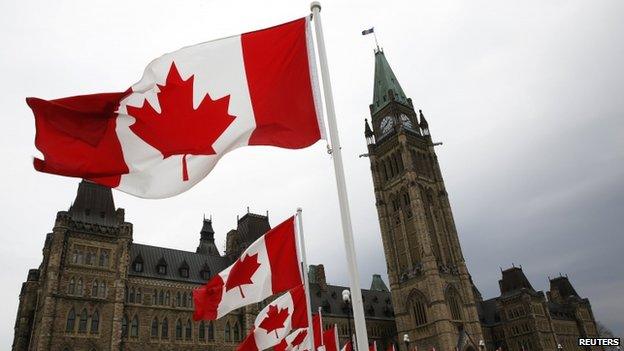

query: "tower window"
(151, 317), (159, 338)
(130, 315), (139, 337)
(90, 310), (99, 333)
(78, 309), (88, 333)
(161, 318), (169, 339)
(66, 308), (76, 332)
(412, 299), (428, 326)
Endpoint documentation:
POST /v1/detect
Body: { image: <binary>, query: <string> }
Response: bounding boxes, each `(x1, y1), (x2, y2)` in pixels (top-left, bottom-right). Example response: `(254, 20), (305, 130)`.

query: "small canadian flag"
(238, 285), (309, 351)
(322, 325), (340, 351)
(193, 216), (302, 320)
(341, 340), (353, 351)
(274, 328), (313, 351)
(27, 17), (323, 198)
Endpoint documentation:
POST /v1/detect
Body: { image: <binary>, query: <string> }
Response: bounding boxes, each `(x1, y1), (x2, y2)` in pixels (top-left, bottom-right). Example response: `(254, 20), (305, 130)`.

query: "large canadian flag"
(27, 17), (323, 198)
(193, 216), (302, 320)
(238, 285), (309, 351)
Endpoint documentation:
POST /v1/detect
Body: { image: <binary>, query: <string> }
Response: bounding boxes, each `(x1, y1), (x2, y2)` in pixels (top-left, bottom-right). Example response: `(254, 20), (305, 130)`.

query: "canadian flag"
(341, 340), (353, 351)
(312, 312), (323, 349)
(386, 344), (397, 351)
(193, 216), (301, 320)
(274, 328), (313, 351)
(238, 285), (309, 351)
(369, 341), (378, 351)
(27, 17), (323, 198)
(322, 325), (340, 351)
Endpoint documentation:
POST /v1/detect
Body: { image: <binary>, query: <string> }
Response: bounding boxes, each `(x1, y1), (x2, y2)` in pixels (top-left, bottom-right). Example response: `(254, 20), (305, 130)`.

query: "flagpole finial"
(310, 1), (321, 12)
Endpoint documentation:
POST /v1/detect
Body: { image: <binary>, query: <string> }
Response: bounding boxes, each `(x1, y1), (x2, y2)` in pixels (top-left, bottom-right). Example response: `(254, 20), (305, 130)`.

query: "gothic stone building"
(13, 50), (603, 351)
(363, 48), (602, 351)
(12, 181), (396, 351)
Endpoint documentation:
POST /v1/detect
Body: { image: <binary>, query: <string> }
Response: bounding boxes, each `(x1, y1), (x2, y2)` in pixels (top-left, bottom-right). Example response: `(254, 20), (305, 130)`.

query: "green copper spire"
(371, 49), (409, 115)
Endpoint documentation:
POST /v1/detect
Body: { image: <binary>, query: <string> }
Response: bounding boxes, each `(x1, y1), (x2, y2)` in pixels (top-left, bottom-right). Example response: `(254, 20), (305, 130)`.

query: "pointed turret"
(69, 180), (120, 226)
(419, 109), (430, 136)
(196, 216), (220, 256)
(364, 118), (375, 145)
(370, 49), (410, 115)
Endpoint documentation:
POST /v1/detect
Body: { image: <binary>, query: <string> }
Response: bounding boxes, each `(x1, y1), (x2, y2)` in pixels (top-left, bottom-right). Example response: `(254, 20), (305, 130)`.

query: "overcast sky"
(1, 0), (622, 344)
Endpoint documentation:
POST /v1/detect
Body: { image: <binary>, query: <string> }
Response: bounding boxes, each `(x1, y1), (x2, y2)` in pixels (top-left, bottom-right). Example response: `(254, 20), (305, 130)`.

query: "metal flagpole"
(296, 208), (315, 351)
(310, 2), (369, 351)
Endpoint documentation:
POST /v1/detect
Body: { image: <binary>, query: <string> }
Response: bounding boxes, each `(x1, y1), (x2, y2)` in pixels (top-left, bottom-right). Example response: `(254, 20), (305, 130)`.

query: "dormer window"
(134, 262), (143, 272)
(200, 263), (211, 281)
(157, 265), (167, 275)
(180, 268), (189, 278)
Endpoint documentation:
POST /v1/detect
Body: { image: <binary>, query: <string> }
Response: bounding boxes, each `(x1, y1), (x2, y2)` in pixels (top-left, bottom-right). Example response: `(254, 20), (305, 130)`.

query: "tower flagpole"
(310, 3), (369, 351)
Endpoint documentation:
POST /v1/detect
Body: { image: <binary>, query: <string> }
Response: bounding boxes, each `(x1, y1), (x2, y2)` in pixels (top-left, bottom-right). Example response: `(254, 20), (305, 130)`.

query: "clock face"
(399, 113), (414, 129)
(380, 115), (395, 135)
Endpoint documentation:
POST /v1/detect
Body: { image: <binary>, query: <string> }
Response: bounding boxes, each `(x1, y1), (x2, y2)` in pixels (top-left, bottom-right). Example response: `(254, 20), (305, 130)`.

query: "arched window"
(446, 288), (463, 321)
(130, 315), (139, 337)
(68, 278), (75, 295)
(121, 315), (128, 337)
(66, 308), (76, 332)
(409, 291), (428, 326)
(233, 322), (240, 341)
(91, 310), (99, 333)
(199, 321), (206, 341)
(136, 288), (142, 304)
(151, 317), (159, 338)
(165, 291), (170, 305)
(182, 292), (188, 307)
(158, 290), (164, 305)
(152, 289), (158, 305)
(129, 288), (135, 303)
(185, 319), (192, 339)
(176, 291), (181, 307)
(100, 281), (106, 298)
(175, 319), (183, 340)
(77, 279), (84, 296)
(208, 321), (215, 340)
(78, 308), (88, 333)
(161, 318), (169, 339)
(225, 321), (231, 342)
(92, 280), (99, 297)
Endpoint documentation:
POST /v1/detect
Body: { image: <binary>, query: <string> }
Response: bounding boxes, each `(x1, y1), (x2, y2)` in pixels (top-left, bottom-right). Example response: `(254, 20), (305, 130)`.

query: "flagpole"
(296, 208), (315, 351)
(310, 3), (369, 351)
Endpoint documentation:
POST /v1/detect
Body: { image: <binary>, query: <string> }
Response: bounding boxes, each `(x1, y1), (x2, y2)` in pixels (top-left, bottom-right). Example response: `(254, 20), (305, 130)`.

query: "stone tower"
(364, 49), (484, 351)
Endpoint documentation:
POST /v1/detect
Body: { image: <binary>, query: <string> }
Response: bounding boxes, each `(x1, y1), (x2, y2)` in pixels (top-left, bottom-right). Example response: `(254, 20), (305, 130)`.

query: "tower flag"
(310, 2), (370, 350)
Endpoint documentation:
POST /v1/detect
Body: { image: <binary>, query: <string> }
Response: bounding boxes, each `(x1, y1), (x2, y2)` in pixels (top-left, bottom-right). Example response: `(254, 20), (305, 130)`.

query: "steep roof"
(371, 50), (409, 115)
(309, 282), (394, 321)
(549, 276), (579, 299)
(499, 267), (535, 294)
(129, 243), (230, 284)
(69, 180), (119, 226)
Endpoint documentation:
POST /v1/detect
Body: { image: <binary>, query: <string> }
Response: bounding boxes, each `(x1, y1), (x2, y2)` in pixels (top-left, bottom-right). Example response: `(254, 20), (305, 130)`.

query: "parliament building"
(13, 49), (602, 351)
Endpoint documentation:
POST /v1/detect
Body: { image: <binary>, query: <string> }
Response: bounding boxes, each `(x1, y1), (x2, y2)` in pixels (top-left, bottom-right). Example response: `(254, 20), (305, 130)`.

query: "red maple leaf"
(258, 304), (290, 338)
(225, 253), (261, 298)
(290, 329), (308, 348)
(127, 62), (235, 181)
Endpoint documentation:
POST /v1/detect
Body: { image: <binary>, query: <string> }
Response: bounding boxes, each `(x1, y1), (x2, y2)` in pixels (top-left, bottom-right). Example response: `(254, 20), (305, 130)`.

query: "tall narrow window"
(182, 292), (188, 307)
(199, 321), (206, 341)
(185, 319), (192, 339)
(68, 278), (75, 295)
(446, 289), (462, 321)
(233, 322), (240, 341)
(225, 322), (231, 342)
(100, 281), (106, 298)
(90, 310), (99, 333)
(158, 290), (164, 305)
(208, 321), (215, 340)
(176, 291), (181, 307)
(129, 288), (135, 303)
(175, 319), (182, 340)
(165, 291), (170, 306)
(78, 309), (88, 333)
(161, 318), (169, 339)
(130, 316), (139, 337)
(136, 288), (142, 304)
(121, 315), (128, 337)
(153, 289), (158, 305)
(151, 318), (159, 338)
(99, 249), (109, 267)
(66, 308), (76, 332)
(77, 279), (84, 296)
(92, 280), (99, 297)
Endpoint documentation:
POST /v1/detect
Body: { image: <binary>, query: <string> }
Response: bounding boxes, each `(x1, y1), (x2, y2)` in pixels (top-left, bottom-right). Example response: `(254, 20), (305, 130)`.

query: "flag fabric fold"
(237, 285), (309, 351)
(28, 17), (324, 198)
(193, 216), (301, 320)
(274, 327), (313, 351)
(322, 324), (340, 351)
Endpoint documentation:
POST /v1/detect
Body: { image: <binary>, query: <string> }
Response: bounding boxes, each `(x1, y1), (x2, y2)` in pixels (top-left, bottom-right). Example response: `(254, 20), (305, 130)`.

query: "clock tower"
(365, 49), (484, 351)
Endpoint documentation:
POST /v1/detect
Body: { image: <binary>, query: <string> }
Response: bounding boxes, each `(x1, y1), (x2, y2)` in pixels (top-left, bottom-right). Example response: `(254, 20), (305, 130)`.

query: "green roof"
(371, 50), (409, 115)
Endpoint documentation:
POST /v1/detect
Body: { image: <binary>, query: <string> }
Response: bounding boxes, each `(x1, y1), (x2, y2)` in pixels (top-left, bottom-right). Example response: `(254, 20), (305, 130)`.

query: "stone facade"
(12, 181), (395, 351)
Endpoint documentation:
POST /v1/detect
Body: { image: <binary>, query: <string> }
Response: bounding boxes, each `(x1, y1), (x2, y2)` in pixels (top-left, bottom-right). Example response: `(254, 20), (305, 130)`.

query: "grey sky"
(1, 0), (622, 345)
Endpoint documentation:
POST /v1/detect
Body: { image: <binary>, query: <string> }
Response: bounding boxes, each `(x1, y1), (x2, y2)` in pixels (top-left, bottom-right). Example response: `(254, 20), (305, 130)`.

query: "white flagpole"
(309, 2), (369, 351)
(319, 306), (324, 346)
(296, 208), (315, 351)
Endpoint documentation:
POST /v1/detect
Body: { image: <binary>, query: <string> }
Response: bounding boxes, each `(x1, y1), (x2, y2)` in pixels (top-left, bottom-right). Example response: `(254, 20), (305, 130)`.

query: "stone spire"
(371, 49), (410, 115)
(196, 216), (220, 256)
